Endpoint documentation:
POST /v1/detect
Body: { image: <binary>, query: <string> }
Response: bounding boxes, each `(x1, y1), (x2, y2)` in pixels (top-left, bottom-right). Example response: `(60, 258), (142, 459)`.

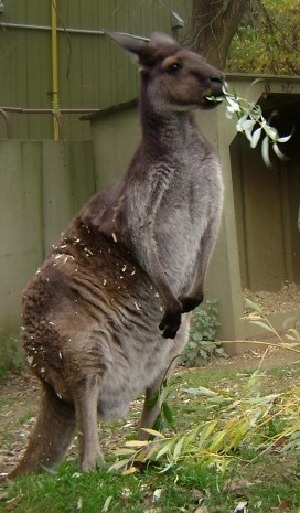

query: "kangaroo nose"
(210, 74), (224, 85)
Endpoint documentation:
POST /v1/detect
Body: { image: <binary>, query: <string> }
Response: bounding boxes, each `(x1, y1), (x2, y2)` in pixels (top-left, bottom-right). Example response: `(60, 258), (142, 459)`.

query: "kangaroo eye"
(167, 62), (182, 73)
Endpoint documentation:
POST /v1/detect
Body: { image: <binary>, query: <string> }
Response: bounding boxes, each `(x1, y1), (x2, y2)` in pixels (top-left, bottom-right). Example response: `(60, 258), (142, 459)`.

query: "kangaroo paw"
(159, 309), (182, 339)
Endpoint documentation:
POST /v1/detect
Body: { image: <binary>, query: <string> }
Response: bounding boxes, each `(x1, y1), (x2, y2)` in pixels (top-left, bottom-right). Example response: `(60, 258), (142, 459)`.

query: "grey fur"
(9, 32), (224, 477)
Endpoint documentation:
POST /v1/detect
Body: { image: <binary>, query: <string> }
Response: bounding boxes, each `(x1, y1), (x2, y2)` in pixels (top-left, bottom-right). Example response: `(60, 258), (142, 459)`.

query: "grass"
(5, 464), (208, 512)
(1, 360), (300, 513)
(0, 337), (25, 379)
(2, 457), (300, 513)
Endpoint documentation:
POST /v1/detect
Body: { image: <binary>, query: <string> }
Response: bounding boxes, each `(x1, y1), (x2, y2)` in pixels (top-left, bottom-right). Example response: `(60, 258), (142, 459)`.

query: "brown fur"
(9, 32), (224, 477)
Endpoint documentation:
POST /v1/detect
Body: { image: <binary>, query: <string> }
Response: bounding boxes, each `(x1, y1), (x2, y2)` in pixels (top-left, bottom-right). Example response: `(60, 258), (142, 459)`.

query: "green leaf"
(209, 430), (226, 452)
(198, 420), (218, 447)
(153, 413), (163, 432)
(172, 436), (185, 461)
(244, 297), (262, 313)
(261, 135), (271, 167)
(162, 402), (175, 429)
(139, 428), (165, 439)
(125, 440), (150, 448)
(147, 391), (160, 409)
(207, 396), (233, 406)
(248, 319), (274, 333)
(250, 127), (262, 148)
(114, 448), (136, 456)
(155, 442), (172, 460)
(182, 386), (218, 397)
(108, 460), (128, 472)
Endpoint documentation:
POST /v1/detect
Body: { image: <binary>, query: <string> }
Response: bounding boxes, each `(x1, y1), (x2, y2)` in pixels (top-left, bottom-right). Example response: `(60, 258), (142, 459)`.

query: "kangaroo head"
(107, 31), (224, 113)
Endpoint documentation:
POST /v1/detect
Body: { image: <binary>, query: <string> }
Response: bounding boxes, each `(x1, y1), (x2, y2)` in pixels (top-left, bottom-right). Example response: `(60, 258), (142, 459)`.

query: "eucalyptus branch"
(222, 86), (292, 166)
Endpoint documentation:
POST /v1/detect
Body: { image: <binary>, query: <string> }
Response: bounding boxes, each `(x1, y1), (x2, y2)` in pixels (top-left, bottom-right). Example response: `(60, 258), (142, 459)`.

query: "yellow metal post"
(51, 0), (59, 140)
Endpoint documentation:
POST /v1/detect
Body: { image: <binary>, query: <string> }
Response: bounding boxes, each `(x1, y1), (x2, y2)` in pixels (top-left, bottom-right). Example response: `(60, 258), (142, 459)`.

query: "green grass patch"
(2, 458), (300, 513)
(0, 334), (25, 377)
(1, 361), (300, 513)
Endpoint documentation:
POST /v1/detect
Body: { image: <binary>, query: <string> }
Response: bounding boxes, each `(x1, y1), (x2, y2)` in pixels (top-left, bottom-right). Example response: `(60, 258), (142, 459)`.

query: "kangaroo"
(9, 31), (224, 477)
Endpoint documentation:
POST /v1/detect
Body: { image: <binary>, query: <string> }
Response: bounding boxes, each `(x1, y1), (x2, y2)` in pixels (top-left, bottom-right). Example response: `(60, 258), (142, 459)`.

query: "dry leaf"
(76, 497), (83, 510)
(270, 499), (293, 512)
(279, 499), (293, 510)
(123, 467), (138, 475)
(4, 495), (24, 511)
(223, 479), (253, 496)
(152, 489), (162, 502)
(192, 489), (205, 503)
(234, 501), (248, 513)
(195, 506), (208, 513)
(102, 495), (112, 512)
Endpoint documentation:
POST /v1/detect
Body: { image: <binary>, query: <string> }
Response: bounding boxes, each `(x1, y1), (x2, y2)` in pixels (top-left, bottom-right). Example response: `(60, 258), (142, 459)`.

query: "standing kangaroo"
(9, 31), (224, 477)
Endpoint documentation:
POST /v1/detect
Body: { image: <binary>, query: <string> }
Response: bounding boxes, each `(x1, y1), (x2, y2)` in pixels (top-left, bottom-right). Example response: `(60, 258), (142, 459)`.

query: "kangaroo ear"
(149, 32), (178, 48)
(106, 31), (179, 69)
(105, 32), (150, 59)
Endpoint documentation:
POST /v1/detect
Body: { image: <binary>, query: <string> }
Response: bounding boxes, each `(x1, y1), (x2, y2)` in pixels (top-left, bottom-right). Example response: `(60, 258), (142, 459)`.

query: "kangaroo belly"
(21, 241), (183, 419)
(95, 333), (177, 420)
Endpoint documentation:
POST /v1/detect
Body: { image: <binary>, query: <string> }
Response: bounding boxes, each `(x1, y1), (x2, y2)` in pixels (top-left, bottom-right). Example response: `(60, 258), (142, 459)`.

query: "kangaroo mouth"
(203, 94), (224, 108)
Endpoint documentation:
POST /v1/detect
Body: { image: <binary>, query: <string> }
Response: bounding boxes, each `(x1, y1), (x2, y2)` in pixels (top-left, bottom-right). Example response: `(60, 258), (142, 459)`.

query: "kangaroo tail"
(9, 382), (76, 478)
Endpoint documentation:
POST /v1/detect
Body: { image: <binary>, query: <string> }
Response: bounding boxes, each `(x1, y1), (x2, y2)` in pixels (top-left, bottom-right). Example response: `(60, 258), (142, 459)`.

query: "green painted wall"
(0, 140), (95, 368)
(0, 0), (192, 140)
(92, 104), (140, 191)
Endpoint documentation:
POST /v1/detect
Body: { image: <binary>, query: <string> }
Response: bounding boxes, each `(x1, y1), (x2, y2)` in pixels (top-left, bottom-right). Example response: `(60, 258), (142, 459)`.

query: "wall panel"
(0, 139), (96, 363)
(0, 0), (192, 140)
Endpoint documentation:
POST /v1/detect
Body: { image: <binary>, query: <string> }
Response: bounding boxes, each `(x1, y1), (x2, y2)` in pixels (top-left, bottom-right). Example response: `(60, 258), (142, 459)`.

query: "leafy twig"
(223, 85), (292, 166)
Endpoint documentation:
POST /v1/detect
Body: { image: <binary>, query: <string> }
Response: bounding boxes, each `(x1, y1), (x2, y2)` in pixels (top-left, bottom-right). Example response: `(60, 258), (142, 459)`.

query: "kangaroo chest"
(127, 150), (222, 296)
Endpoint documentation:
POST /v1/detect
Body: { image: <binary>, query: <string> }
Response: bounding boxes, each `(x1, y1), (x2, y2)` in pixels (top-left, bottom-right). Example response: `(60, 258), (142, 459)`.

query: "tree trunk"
(191, 0), (249, 69)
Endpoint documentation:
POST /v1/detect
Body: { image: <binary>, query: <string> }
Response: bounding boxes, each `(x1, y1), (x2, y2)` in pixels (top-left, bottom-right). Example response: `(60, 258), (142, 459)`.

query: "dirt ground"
(0, 345), (299, 478)
(204, 345), (300, 371)
(244, 282), (300, 314)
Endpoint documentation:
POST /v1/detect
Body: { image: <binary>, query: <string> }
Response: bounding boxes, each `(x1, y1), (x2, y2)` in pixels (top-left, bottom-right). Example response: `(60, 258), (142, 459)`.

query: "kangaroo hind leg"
(74, 375), (106, 471)
(139, 313), (192, 440)
(9, 382), (76, 478)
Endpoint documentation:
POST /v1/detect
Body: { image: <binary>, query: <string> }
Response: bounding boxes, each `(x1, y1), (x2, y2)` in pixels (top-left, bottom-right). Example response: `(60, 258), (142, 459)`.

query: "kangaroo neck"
(139, 88), (196, 158)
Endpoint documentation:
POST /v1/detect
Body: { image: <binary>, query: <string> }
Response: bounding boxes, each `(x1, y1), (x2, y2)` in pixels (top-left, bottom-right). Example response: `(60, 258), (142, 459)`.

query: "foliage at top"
(227, 0), (300, 75)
